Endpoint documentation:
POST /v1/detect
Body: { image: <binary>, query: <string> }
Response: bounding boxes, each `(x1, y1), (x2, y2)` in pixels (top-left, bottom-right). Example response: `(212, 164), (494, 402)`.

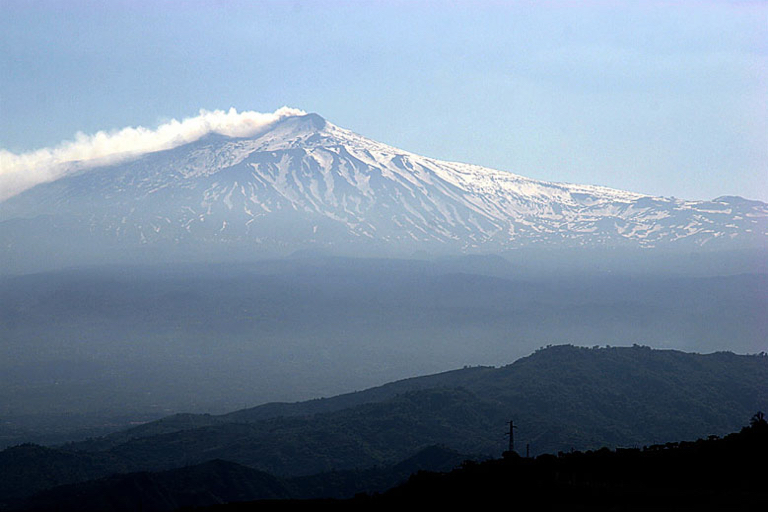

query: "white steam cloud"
(0, 106), (306, 202)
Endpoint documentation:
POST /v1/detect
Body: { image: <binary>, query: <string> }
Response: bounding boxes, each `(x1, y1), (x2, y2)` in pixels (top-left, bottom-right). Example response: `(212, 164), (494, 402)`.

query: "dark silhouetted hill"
(14, 459), (289, 512)
(1, 345), (765, 507)
(10, 446), (472, 511)
(202, 415), (768, 511)
(364, 413), (768, 509)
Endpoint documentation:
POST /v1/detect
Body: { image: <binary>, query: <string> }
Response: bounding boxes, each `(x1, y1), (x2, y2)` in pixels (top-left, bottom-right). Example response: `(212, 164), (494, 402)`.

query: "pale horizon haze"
(1, 0), (766, 202)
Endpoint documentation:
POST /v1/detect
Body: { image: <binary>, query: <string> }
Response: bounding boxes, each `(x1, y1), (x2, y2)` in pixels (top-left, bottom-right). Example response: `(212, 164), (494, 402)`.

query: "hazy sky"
(1, 0), (766, 201)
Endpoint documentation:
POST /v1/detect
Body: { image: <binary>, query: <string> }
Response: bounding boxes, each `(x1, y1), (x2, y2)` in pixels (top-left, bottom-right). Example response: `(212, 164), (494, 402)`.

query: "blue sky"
(1, 0), (766, 201)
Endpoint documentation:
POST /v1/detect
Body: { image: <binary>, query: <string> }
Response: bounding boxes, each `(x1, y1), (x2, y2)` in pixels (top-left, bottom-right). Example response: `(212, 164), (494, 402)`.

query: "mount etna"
(1, 110), (766, 443)
(1, 112), (766, 273)
(0, 110), (766, 510)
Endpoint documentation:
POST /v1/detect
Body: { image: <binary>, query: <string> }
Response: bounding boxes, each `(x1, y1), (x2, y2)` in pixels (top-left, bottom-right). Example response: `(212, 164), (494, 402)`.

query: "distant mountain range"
(1, 113), (766, 272)
(2, 345), (765, 509)
(2, 262), (765, 439)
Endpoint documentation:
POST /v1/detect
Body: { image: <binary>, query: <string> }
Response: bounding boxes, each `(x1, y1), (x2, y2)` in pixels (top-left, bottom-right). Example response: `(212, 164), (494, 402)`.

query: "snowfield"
(1, 113), (766, 258)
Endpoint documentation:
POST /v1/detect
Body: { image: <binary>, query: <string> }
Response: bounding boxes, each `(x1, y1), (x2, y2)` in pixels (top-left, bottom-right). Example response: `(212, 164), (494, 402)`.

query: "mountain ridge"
(2, 113), (765, 273)
(58, 345), (768, 468)
(1, 344), (765, 507)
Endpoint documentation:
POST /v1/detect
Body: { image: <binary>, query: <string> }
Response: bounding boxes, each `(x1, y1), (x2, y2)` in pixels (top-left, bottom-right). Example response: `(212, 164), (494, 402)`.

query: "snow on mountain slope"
(1, 113), (766, 266)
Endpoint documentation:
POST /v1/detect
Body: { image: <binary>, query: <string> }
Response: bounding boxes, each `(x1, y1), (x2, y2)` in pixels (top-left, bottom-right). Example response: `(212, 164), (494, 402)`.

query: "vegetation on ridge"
(1, 345), (765, 508)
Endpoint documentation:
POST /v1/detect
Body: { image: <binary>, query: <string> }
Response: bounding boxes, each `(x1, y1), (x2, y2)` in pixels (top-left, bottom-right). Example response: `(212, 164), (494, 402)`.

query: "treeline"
(211, 414), (768, 511)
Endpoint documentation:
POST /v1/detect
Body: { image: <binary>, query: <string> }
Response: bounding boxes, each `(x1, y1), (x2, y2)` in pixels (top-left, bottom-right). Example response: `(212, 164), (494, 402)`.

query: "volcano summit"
(1, 111), (766, 272)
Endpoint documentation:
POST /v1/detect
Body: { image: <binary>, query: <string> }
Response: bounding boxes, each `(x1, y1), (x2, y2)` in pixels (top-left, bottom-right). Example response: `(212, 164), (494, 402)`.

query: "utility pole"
(505, 420), (518, 453)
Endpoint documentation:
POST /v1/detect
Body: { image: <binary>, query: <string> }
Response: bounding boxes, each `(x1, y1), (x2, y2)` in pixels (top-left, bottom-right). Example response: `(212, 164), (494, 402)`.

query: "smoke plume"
(0, 106), (305, 201)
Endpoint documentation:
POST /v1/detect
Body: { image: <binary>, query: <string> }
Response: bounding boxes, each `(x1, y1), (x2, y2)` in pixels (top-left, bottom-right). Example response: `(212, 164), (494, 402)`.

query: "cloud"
(0, 106), (306, 202)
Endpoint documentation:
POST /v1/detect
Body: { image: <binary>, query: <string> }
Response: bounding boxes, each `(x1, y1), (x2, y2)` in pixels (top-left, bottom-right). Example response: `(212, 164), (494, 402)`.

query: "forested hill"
(69, 344), (768, 458)
(1, 345), (766, 508)
(321, 414), (768, 510)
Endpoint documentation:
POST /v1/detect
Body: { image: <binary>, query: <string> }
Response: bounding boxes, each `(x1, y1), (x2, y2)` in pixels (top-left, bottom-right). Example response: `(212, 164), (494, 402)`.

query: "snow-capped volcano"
(1, 112), (766, 270)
